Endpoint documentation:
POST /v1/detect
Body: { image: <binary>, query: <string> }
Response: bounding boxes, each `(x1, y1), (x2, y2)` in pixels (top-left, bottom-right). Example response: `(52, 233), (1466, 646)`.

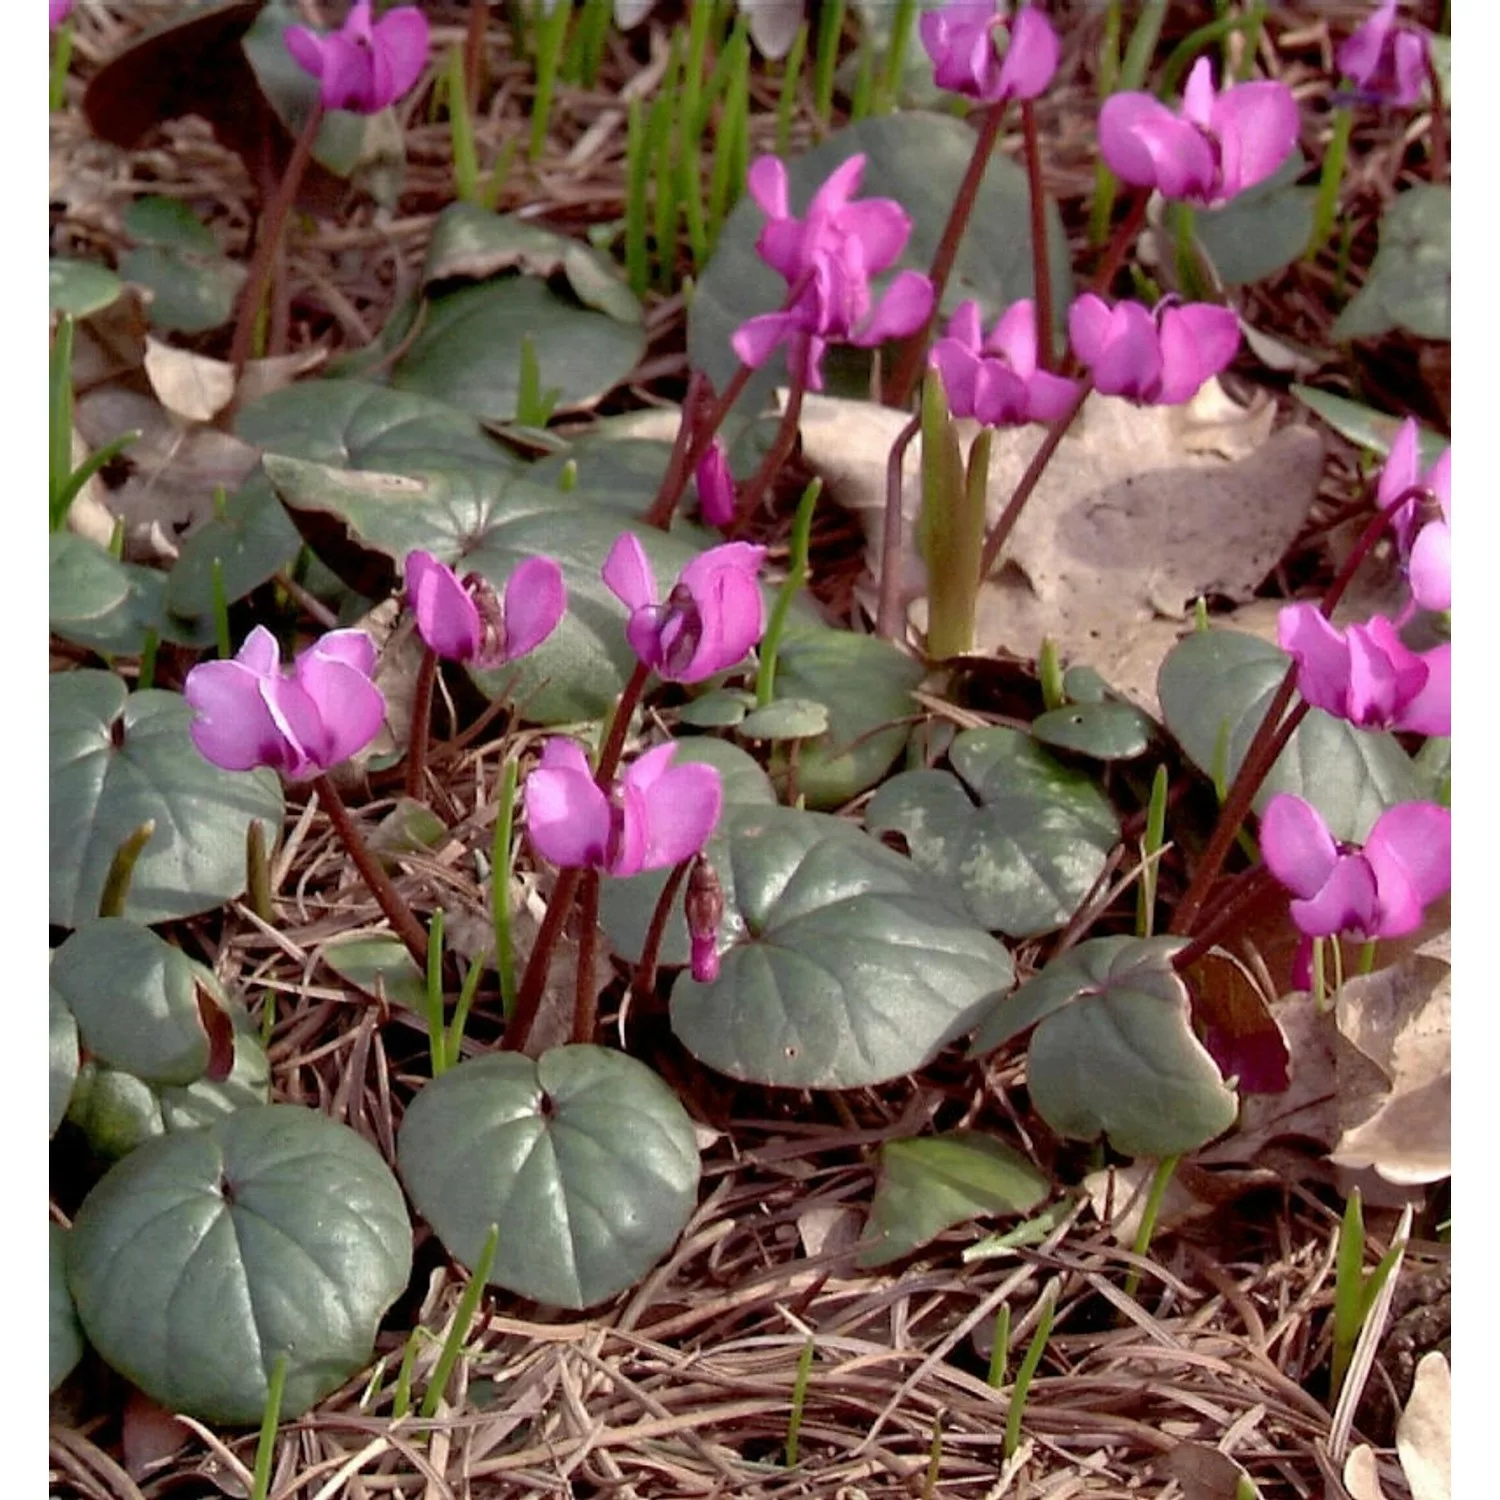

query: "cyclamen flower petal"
(1261, 794), (1450, 952)
(602, 534), (767, 683)
(695, 441), (737, 528)
(1067, 294), (1239, 406)
(50, 0), (73, 29)
(1099, 57), (1299, 207)
(522, 738), (723, 877)
(919, 2), (1060, 105)
(184, 626), (385, 780)
(1338, 0), (1429, 108)
(285, 0), (429, 114)
(929, 299), (1081, 426)
(404, 550), (565, 668)
(1277, 603), (1449, 736)
(1378, 419), (1451, 609)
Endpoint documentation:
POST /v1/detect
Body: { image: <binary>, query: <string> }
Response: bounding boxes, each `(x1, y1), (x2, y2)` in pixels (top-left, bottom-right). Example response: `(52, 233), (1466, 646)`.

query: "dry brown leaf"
(797, 383), (1322, 709)
(143, 336), (236, 423)
(1343, 1444), (1392, 1500)
(1396, 1353), (1450, 1500)
(1159, 1441), (1254, 1500)
(1084, 1160), (1216, 1244)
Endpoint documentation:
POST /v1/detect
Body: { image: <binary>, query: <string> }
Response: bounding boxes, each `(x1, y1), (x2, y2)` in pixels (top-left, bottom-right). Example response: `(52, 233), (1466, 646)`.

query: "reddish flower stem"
(571, 869), (601, 1044)
(1020, 99), (1055, 372)
(312, 773), (429, 972)
(977, 376), (1093, 581)
(732, 348), (808, 531)
(1424, 51), (1447, 183)
(875, 413), (922, 641)
(885, 102), (1007, 410)
(632, 856), (694, 998)
(503, 659), (654, 1054)
(405, 646), (439, 802)
(229, 102), (325, 375)
(1168, 485), (1434, 936)
(643, 369), (714, 531)
(1088, 190), (1149, 298)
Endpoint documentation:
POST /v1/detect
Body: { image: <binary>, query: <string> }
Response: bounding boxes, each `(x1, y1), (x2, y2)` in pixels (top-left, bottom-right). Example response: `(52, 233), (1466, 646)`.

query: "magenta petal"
(839, 200), (912, 275)
(695, 443), (737, 528)
(1025, 369), (1083, 424)
(410, 554), (482, 660)
(1066, 294), (1114, 365)
(1390, 29), (1429, 107)
(972, 362), (1031, 426)
(1156, 303), (1240, 403)
(634, 760), (723, 869)
(1426, 447), (1451, 514)
(1378, 417), (1422, 509)
(747, 155), (789, 220)
(1396, 643), (1449, 737)
(731, 310), (798, 370)
(371, 7), (429, 104)
(690, 932), (720, 983)
(1260, 793), (1340, 901)
(601, 532), (658, 613)
(945, 300), (984, 353)
(808, 154), (866, 220)
(1338, 1), (1397, 83)
(308, 629), (377, 678)
(184, 660), (288, 773)
(1181, 57), (1217, 129)
(1408, 522), (1451, 612)
(1212, 81), (1301, 199)
(317, 35), (373, 111)
(236, 624), (283, 678)
(294, 654), (386, 769)
(1345, 617), (1425, 726)
(501, 556), (567, 660)
(1291, 853), (1380, 939)
(283, 25), (328, 79)
(929, 340), (982, 421)
(1089, 303), (1162, 400)
(1364, 802), (1451, 914)
(998, 7), (1060, 100)
(853, 271), (935, 346)
(987, 299), (1039, 377)
(1099, 93), (1216, 199)
(524, 742), (611, 869)
(258, 677), (323, 779)
(1278, 603), (1351, 716)
(756, 218), (810, 280)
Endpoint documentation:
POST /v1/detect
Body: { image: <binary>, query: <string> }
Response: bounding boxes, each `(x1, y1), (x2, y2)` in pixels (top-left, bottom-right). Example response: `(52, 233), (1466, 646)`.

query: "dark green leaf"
(49, 672), (284, 927)
(670, 806), (1012, 1087)
(67, 1105), (411, 1423)
(321, 936), (427, 1014)
(165, 474), (302, 618)
(866, 727), (1120, 938)
(50, 259), (124, 318)
(119, 241), (244, 335)
(122, 196), (219, 254)
(858, 1131), (1050, 1268)
(1031, 702), (1153, 761)
(1157, 628), (1425, 843)
(50, 984), (79, 1139)
(397, 1047), (699, 1309)
(50, 532), (133, 625)
(51, 1224), (85, 1393)
(737, 698), (830, 741)
(1290, 387), (1448, 468)
(1195, 151), (1316, 286)
(678, 688), (755, 728)
(1333, 185), (1450, 341)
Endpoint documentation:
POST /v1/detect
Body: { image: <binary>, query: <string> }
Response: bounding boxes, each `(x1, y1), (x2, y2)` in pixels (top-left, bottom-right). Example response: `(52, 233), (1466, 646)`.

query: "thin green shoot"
(259, 990), (277, 1049)
(419, 1223), (499, 1419)
(529, 0), (572, 164)
(138, 628), (160, 692)
(482, 137), (518, 212)
(681, 0), (715, 138)
(51, 19), (73, 112)
(649, 43), (683, 290)
(246, 819), (274, 925)
(1122, 1155), (1180, 1304)
(849, 30), (877, 120)
(776, 23), (809, 156)
(556, 458), (579, 493)
(1329, 1187), (1365, 1400)
(248, 1353), (289, 1500)
(985, 1302), (1012, 1388)
(389, 1326), (427, 1420)
(625, 96), (651, 296)
(516, 334), (562, 428)
(1088, 2), (1124, 246)
(877, 0), (920, 114)
(1003, 1281), (1057, 1460)
(707, 23), (751, 242)
(784, 1336), (815, 1467)
(1091, 0), (1167, 245)
(755, 478), (822, 707)
(108, 515), (126, 561)
(1311, 936), (1327, 1009)
(49, 314), (75, 527)
(98, 820), (156, 920)
(1357, 939), (1378, 975)
(1136, 764), (1169, 938)
(679, 140), (709, 270)
(921, 1412), (944, 1499)
(563, 0), (612, 88)
(1308, 107), (1354, 261)
(425, 908), (448, 1077)
(813, 0), (847, 128)
(491, 758), (520, 1018)
(445, 955), (485, 1070)
(1156, 4), (1268, 98)
(1037, 639), (1066, 711)
(1194, 594), (1210, 631)
(211, 558), (232, 660)
(445, 44), (480, 203)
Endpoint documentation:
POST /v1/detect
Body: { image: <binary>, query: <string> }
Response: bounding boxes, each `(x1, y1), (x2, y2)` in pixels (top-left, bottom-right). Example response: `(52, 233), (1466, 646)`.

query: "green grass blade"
(877, 0), (919, 113)
(1003, 1281), (1057, 1460)
(1329, 1188), (1366, 1400)
(756, 478), (821, 707)
(529, 0), (572, 164)
(491, 757), (520, 1018)
(784, 1337), (815, 1467)
(426, 908), (448, 1077)
(776, 22), (809, 155)
(419, 1224), (499, 1419)
(249, 1354), (289, 1500)
(49, 314), (75, 529)
(813, 0), (847, 127)
(445, 43), (480, 202)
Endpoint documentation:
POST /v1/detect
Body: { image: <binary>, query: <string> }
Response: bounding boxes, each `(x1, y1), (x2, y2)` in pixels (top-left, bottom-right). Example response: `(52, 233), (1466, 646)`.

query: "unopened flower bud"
(685, 853), (725, 983)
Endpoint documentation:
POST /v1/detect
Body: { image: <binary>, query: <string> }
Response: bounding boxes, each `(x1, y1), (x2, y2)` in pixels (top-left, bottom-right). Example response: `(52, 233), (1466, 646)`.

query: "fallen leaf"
(1343, 1444), (1392, 1500)
(1396, 1353), (1450, 1500)
(121, 1389), (191, 1478)
(1084, 1160), (1216, 1244)
(1160, 1442), (1257, 1500)
(143, 337), (236, 423)
(797, 383), (1322, 711)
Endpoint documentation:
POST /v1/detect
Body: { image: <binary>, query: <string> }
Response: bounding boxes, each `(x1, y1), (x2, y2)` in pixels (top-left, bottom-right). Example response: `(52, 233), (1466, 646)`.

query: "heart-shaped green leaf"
(120, 198), (244, 334)
(738, 697), (830, 741)
(321, 935), (427, 1014)
(164, 474), (302, 619)
(1031, 702), (1153, 761)
(397, 1046), (699, 1310)
(236, 379), (522, 476)
(670, 805), (1011, 1088)
(678, 688), (756, 728)
(690, 112), (1073, 408)
(857, 1131), (1051, 1268)
(51, 920), (216, 1086)
(50, 984), (79, 1139)
(51, 553), (212, 658)
(50, 258), (124, 318)
(390, 277), (646, 423)
(51, 1224), (85, 1393)
(1290, 386), (1448, 468)
(67, 1104), (412, 1423)
(769, 627), (926, 808)
(1333, 185), (1449, 342)
(971, 937), (1236, 1158)
(1195, 151), (1316, 287)
(1157, 628), (1425, 843)
(50, 672), (284, 928)
(50, 532), (133, 627)
(866, 727), (1120, 938)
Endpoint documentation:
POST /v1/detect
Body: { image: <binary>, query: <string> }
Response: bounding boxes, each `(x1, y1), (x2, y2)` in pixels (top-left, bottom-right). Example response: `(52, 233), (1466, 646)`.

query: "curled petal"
(370, 7), (430, 105)
(731, 310), (799, 370)
(500, 556), (567, 660)
(1389, 29), (1429, 107)
(1345, 617), (1426, 726)
(629, 756), (724, 870)
(308, 628), (378, 679)
(524, 740), (611, 868)
(1181, 56), (1217, 129)
(929, 340), (983, 420)
(986, 299), (1040, 377)
(1396, 643), (1449, 737)
(972, 363), (1033, 426)
(999, 7), (1061, 100)
(1378, 416), (1422, 510)
(838, 199), (913, 275)
(851, 271), (935, 347)
(1086, 301), (1161, 400)
(1408, 521), (1451, 612)
(1364, 801), (1451, 919)
(1338, 0), (1398, 83)
(283, 25), (328, 79)
(1156, 303), (1240, 404)
(695, 443), (737, 528)
(184, 659), (289, 773)
(747, 155), (789, 220)
(1099, 92), (1217, 200)
(293, 646), (386, 771)
(1260, 793), (1339, 901)
(1211, 81), (1301, 199)
(1278, 603), (1352, 716)
(236, 624), (284, 678)
(1066, 293), (1114, 366)
(1291, 853), (1380, 939)
(807, 154), (866, 220)
(944, 300), (985, 354)
(408, 551), (482, 660)
(601, 532), (658, 614)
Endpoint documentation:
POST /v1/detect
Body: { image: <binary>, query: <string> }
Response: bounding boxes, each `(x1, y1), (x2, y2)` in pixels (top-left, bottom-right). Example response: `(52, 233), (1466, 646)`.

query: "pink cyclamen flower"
(523, 738), (723, 877)
(603, 534), (767, 684)
(929, 299), (1080, 426)
(184, 626), (385, 780)
(1099, 56), (1300, 207)
(1261, 794), (1450, 981)
(50, 0), (72, 29)
(285, 0), (429, 114)
(1379, 418), (1451, 612)
(695, 441), (737, 529)
(404, 551), (565, 668)
(1067, 294), (1240, 405)
(1338, 0), (1429, 109)
(1277, 603), (1449, 737)
(732, 154), (935, 391)
(919, 1), (1059, 105)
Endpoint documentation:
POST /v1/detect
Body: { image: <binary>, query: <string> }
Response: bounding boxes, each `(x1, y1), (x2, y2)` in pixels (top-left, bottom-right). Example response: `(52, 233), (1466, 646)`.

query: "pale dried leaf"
(1396, 1353), (1450, 1500)
(143, 336), (236, 422)
(1343, 1444), (1392, 1500)
(1083, 1161), (1215, 1244)
(1161, 1441), (1253, 1500)
(797, 1203), (862, 1258)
